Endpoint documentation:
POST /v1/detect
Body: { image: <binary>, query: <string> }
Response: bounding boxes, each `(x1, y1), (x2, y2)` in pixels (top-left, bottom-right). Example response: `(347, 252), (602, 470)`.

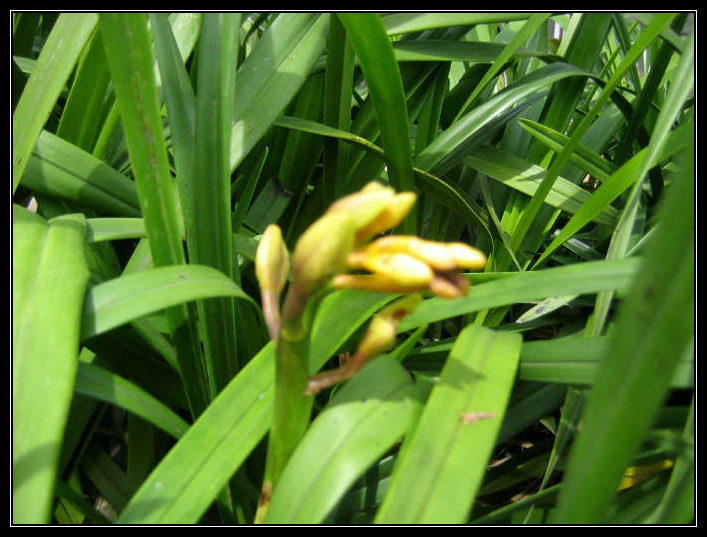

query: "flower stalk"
(253, 181), (487, 522)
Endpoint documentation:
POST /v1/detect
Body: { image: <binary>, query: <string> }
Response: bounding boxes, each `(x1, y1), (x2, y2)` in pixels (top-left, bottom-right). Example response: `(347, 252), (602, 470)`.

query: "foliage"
(12, 12), (694, 525)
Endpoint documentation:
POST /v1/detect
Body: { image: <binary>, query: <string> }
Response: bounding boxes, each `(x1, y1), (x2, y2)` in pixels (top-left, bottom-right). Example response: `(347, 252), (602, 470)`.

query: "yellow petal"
(447, 242), (487, 270)
(363, 252), (434, 287)
(332, 273), (425, 293)
(363, 235), (457, 271)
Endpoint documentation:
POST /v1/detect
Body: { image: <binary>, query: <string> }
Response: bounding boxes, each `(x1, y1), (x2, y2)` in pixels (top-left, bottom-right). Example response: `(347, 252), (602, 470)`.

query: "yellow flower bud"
(255, 224), (289, 293)
(305, 294), (422, 395)
(325, 182), (395, 232)
(292, 212), (355, 296)
(359, 235), (457, 271)
(255, 225), (290, 341)
(354, 192), (417, 244)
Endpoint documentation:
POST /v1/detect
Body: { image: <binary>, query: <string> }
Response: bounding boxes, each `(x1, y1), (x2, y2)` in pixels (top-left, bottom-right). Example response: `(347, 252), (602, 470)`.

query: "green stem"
(255, 288), (319, 523)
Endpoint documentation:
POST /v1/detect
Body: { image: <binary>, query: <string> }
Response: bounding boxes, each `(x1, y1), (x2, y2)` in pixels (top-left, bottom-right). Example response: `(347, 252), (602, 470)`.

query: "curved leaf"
(230, 13), (330, 171)
(265, 356), (417, 524)
(81, 264), (256, 340)
(399, 257), (640, 331)
(75, 362), (190, 439)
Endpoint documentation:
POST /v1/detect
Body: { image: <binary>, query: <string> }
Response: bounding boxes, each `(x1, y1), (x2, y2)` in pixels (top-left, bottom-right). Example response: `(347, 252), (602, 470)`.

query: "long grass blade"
(12, 13), (98, 193)
(99, 13), (209, 415)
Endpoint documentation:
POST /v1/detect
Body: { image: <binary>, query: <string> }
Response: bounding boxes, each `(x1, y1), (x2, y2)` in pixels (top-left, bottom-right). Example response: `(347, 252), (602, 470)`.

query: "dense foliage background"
(12, 12), (694, 524)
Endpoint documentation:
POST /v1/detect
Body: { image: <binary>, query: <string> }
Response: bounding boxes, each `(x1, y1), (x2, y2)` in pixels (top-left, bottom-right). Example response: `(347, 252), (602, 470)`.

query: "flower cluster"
(255, 181), (487, 393)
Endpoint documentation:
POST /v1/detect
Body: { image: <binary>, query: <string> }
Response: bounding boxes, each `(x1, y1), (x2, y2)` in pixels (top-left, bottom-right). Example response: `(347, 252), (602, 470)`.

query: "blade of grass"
(21, 130), (141, 217)
(322, 15), (355, 203)
(230, 13), (330, 172)
(399, 257), (639, 331)
(13, 207), (89, 523)
(415, 62), (590, 177)
(191, 13), (241, 392)
(99, 13), (208, 416)
(12, 13), (98, 193)
(55, 30), (111, 152)
(464, 145), (619, 226)
(509, 13), (676, 261)
(584, 25), (694, 337)
(381, 12), (534, 35)
(532, 119), (692, 267)
(454, 13), (551, 121)
(375, 325), (522, 523)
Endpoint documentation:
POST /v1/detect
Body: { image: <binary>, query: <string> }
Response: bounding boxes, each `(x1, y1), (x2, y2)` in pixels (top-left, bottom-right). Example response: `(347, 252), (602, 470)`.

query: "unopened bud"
(325, 182), (395, 232)
(292, 212), (355, 296)
(354, 192), (417, 244)
(256, 225), (289, 293)
(360, 235), (457, 271)
(255, 225), (290, 341)
(305, 294), (422, 395)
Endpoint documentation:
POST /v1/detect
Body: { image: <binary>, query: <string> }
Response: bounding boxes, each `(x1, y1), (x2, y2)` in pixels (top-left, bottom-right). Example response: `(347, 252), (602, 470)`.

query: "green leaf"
(381, 12), (534, 35)
(74, 362), (190, 439)
(519, 336), (693, 389)
(13, 207), (90, 523)
(191, 13), (241, 391)
(13, 13), (98, 193)
(464, 145), (619, 226)
(533, 120), (693, 267)
(21, 130), (141, 217)
(100, 13), (208, 416)
(375, 325), (522, 523)
(81, 264), (256, 340)
(399, 257), (640, 331)
(85, 218), (146, 243)
(265, 356), (417, 524)
(415, 62), (590, 176)
(551, 124), (694, 524)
